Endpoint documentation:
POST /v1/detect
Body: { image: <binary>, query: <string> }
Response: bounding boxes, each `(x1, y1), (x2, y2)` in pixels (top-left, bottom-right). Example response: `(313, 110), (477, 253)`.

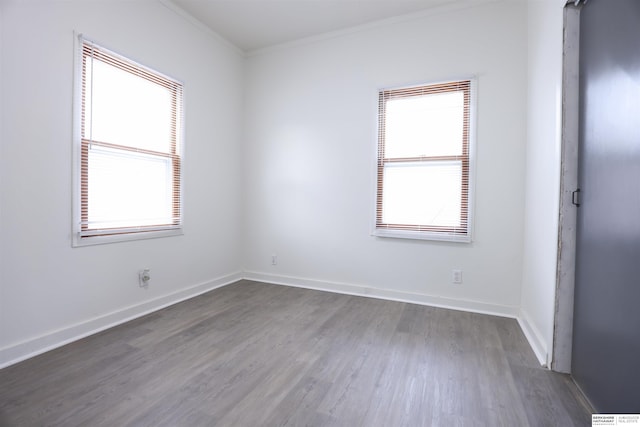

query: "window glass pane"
(84, 57), (173, 153)
(88, 146), (173, 229)
(385, 91), (464, 158)
(382, 161), (462, 227)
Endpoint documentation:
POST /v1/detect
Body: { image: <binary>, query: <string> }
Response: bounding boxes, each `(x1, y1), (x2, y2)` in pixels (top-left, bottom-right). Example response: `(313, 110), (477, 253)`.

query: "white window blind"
(77, 37), (183, 241)
(375, 80), (473, 242)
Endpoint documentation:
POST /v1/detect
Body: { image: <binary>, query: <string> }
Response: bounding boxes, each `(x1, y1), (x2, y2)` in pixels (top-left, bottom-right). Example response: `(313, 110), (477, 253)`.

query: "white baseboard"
(246, 272), (552, 366)
(243, 271), (521, 319)
(0, 271), (242, 369)
(517, 308), (549, 367)
(1, 271), (549, 371)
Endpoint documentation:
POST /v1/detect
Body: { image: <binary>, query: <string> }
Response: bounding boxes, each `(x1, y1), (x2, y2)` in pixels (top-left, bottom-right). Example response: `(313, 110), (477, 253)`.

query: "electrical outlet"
(452, 269), (462, 284)
(271, 254), (277, 265)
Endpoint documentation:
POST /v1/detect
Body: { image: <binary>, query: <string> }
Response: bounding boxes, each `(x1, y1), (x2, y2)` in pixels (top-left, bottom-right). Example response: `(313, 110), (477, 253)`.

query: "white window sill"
(372, 228), (471, 243)
(72, 227), (183, 247)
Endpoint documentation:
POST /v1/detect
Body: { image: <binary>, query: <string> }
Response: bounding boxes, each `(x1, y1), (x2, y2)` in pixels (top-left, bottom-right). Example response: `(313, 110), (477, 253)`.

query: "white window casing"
(72, 34), (184, 246)
(373, 78), (477, 243)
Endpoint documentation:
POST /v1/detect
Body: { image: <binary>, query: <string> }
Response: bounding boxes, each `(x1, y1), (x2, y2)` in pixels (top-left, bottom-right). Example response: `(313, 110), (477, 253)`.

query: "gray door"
(572, 0), (640, 413)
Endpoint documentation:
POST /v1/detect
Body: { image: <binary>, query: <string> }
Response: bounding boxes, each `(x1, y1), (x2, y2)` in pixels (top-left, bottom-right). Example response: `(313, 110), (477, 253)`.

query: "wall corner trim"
(517, 308), (550, 367)
(243, 271), (520, 319)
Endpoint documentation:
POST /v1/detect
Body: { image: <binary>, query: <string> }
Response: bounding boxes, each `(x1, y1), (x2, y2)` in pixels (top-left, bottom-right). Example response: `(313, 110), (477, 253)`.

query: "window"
(374, 79), (474, 242)
(73, 36), (183, 245)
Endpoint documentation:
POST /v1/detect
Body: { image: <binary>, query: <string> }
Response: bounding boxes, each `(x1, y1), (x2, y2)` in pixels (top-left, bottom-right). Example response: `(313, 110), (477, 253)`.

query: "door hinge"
(572, 188), (581, 207)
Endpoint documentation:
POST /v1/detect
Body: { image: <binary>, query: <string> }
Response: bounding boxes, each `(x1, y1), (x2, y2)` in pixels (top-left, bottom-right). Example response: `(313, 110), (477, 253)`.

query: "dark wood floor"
(0, 280), (591, 426)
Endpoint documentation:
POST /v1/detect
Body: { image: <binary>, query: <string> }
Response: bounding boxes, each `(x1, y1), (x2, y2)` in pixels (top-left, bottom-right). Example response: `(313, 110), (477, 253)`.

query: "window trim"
(72, 33), (184, 247)
(372, 78), (477, 243)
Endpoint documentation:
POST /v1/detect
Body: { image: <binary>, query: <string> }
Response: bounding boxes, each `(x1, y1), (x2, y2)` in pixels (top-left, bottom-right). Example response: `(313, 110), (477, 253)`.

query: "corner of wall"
(518, 308), (549, 367)
(521, 0), (565, 370)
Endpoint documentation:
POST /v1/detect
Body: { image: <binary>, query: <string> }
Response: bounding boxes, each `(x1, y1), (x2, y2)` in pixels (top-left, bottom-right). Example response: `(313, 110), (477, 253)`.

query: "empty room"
(1, 0), (637, 425)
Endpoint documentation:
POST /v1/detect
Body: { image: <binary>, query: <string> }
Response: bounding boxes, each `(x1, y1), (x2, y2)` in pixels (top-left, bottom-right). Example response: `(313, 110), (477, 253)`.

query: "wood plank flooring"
(0, 280), (592, 426)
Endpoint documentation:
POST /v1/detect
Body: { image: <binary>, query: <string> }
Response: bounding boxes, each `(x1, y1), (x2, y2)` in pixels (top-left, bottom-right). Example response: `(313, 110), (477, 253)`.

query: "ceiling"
(170, 0), (485, 52)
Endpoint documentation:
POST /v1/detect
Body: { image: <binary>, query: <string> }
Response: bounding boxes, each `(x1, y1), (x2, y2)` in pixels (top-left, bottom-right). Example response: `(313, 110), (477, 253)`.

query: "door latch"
(572, 188), (581, 207)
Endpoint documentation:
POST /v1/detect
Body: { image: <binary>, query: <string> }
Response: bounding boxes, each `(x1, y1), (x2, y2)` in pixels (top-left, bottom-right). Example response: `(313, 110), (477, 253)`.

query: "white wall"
(0, 0), (244, 367)
(520, 0), (565, 366)
(242, 1), (528, 316)
(0, 0), (568, 370)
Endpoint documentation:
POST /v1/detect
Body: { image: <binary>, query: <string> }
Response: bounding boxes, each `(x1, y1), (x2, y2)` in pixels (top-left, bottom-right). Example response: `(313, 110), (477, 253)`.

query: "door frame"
(552, 2), (581, 374)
